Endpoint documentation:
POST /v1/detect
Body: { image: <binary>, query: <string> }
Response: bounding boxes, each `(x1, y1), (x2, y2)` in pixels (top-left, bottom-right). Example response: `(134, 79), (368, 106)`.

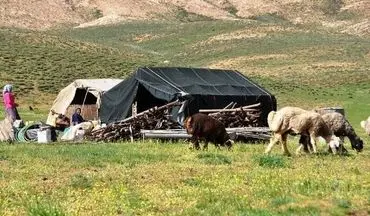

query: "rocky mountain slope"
(0, 0), (368, 35)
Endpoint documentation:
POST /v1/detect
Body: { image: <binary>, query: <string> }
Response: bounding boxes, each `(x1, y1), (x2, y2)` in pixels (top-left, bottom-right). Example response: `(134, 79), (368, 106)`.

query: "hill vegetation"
(1, 18), (369, 120)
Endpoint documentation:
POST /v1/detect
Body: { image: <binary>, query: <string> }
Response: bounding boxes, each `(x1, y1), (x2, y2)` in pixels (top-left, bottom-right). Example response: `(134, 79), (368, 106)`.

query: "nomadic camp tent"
(100, 67), (276, 125)
(46, 79), (123, 125)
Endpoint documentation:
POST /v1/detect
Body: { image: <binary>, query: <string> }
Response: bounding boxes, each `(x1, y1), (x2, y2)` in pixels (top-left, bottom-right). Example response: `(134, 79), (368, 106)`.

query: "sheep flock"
(266, 106), (366, 156)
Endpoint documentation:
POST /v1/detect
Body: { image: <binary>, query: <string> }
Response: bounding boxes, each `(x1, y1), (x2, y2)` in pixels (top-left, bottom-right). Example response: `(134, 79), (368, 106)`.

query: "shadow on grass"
(70, 173), (93, 189)
(254, 155), (288, 168)
(197, 153), (232, 165)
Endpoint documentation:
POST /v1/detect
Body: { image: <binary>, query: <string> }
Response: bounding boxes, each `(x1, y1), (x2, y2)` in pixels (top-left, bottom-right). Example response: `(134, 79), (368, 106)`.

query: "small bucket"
(37, 127), (52, 144)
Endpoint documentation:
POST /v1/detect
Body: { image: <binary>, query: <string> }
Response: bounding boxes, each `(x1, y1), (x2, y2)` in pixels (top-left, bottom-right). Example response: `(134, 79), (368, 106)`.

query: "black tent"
(100, 67), (277, 125)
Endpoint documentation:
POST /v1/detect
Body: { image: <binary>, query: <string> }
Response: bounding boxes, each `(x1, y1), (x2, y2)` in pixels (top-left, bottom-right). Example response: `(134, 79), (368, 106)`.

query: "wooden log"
(118, 100), (182, 124)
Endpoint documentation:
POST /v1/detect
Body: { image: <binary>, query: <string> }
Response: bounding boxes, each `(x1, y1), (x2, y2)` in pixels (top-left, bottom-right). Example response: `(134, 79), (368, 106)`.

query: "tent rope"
(190, 68), (223, 95)
(145, 67), (186, 94)
(233, 70), (275, 110)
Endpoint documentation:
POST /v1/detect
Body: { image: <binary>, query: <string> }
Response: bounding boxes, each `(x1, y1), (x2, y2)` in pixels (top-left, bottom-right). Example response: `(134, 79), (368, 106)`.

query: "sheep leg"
(265, 133), (280, 154)
(190, 136), (201, 150)
(310, 135), (317, 154)
(340, 136), (348, 154)
(338, 136), (347, 154)
(203, 141), (209, 150)
(296, 144), (303, 155)
(281, 133), (291, 156)
(193, 139), (201, 150)
(329, 142), (337, 155)
(298, 135), (311, 154)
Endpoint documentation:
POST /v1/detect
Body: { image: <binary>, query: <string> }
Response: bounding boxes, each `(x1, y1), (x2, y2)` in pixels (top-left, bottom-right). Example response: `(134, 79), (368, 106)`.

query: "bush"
(27, 201), (65, 216)
(321, 0), (344, 15)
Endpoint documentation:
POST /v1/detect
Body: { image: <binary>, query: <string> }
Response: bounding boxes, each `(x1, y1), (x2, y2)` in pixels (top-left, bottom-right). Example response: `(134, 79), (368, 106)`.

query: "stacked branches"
(89, 101), (183, 142)
(201, 103), (263, 128)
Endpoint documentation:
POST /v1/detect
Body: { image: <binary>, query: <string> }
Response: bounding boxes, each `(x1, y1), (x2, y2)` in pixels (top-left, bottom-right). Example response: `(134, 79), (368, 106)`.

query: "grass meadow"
(0, 140), (369, 216)
(0, 18), (370, 215)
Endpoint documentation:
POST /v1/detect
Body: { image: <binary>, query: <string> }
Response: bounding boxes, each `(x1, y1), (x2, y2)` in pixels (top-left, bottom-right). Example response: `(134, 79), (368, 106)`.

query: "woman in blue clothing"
(72, 108), (85, 125)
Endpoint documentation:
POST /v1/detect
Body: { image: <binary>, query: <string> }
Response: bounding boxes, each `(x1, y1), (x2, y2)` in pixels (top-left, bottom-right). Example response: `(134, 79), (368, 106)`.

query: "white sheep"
(360, 116), (370, 136)
(265, 106), (342, 156)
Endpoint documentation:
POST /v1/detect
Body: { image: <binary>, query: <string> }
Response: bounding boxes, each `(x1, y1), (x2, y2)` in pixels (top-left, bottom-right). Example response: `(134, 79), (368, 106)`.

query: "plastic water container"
(37, 128), (51, 144)
(75, 129), (85, 141)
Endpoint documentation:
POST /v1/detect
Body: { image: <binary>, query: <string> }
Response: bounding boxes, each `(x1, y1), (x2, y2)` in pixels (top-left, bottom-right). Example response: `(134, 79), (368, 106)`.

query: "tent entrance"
(136, 85), (167, 113)
(70, 88), (97, 105)
(66, 88), (98, 121)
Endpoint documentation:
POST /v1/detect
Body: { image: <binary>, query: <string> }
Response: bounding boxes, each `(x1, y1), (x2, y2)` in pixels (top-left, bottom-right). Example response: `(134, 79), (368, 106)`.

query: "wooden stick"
(201, 103), (261, 114)
(241, 103), (261, 109)
(201, 108), (259, 113)
(208, 102), (236, 116)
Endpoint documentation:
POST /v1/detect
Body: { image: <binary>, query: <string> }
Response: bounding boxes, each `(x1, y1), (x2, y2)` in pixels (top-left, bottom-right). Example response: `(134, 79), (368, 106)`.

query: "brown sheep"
(184, 113), (233, 150)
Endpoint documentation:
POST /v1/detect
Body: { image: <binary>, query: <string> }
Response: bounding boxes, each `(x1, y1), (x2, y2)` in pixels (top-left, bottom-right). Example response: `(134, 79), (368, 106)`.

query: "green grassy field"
(0, 141), (369, 216)
(0, 18), (370, 215)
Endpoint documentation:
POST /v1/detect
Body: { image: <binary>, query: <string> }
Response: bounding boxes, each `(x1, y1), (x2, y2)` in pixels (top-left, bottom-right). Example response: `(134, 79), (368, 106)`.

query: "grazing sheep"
(265, 106), (342, 156)
(300, 111), (363, 153)
(360, 116), (370, 136)
(184, 113), (233, 150)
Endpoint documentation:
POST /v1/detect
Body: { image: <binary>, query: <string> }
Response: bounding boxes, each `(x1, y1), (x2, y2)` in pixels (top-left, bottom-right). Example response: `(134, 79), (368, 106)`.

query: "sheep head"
(350, 136), (363, 152)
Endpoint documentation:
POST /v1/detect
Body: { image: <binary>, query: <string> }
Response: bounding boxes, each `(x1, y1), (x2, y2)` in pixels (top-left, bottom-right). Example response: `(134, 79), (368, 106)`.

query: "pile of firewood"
(89, 101), (183, 142)
(200, 102), (264, 127)
(89, 100), (266, 142)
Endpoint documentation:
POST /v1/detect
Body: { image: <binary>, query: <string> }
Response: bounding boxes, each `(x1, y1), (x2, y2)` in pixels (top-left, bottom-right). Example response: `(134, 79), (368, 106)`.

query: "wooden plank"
(140, 127), (271, 140)
(140, 127), (270, 134)
(142, 133), (191, 139)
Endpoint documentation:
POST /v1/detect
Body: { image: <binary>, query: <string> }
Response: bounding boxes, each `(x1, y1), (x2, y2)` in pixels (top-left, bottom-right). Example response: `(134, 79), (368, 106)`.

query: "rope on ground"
(15, 123), (42, 142)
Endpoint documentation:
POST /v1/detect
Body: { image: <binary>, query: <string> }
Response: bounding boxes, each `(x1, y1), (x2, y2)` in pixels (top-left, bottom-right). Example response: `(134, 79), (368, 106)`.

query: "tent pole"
(81, 88), (89, 114)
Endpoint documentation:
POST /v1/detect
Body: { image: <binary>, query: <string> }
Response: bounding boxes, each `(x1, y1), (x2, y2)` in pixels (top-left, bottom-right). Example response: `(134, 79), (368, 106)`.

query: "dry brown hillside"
(0, 0), (369, 34)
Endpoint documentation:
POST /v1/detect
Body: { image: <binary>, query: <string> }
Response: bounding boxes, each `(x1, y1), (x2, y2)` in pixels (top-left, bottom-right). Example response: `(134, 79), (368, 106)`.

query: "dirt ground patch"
(133, 34), (161, 43)
(1, 0), (368, 31)
(195, 25), (303, 47)
(208, 55), (360, 79)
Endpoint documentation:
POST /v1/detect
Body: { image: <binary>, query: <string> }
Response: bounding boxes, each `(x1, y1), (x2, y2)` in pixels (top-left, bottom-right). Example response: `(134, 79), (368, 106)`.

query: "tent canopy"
(100, 67), (276, 124)
(46, 79), (122, 125)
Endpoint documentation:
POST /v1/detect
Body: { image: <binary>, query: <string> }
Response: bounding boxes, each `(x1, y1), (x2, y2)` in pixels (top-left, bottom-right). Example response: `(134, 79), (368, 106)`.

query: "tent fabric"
(100, 67), (277, 124)
(46, 79), (122, 125)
